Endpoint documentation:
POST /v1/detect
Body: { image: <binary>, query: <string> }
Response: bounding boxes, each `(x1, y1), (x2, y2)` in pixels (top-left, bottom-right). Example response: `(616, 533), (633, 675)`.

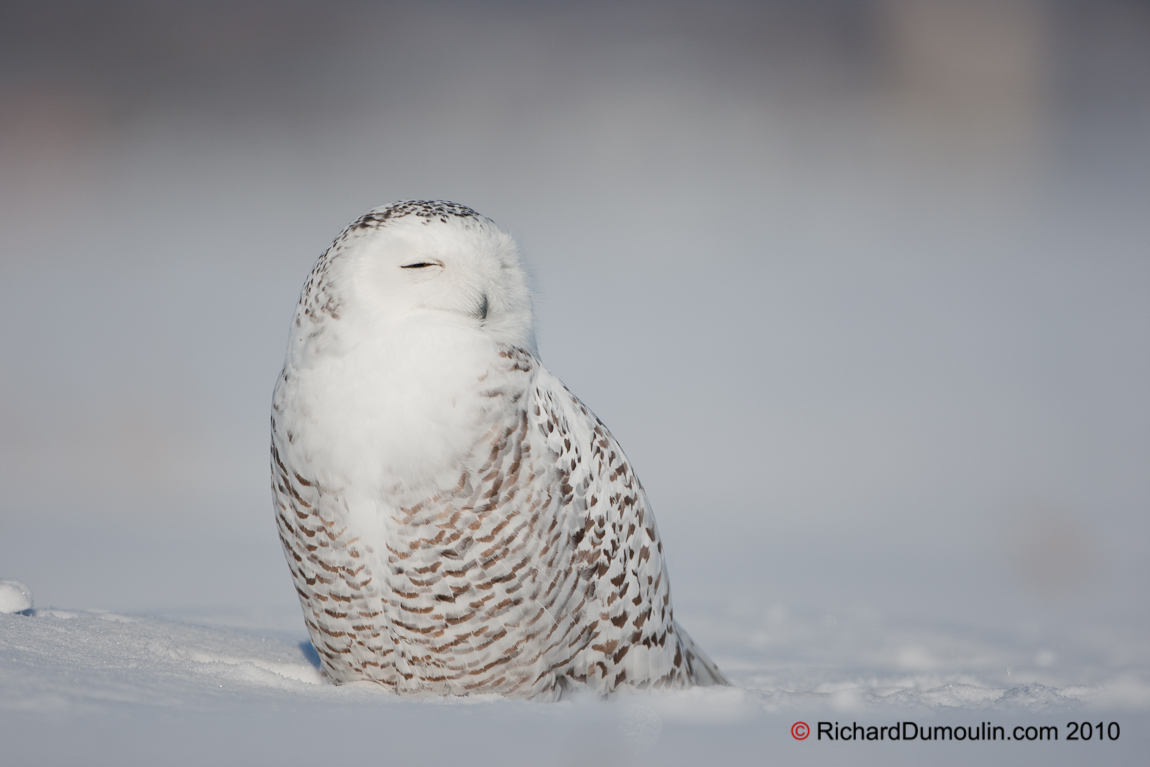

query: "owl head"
(315, 200), (536, 353)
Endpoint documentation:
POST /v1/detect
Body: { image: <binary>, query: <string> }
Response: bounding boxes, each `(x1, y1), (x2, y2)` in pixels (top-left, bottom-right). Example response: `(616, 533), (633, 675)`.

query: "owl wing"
(531, 367), (727, 691)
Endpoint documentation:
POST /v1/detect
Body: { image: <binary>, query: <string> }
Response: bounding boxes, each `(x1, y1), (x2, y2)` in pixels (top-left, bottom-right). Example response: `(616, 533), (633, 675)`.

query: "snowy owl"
(271, 200), (726, 699)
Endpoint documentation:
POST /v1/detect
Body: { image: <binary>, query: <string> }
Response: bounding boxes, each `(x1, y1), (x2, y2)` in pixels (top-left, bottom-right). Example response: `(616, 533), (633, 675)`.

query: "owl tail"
(675, 621), (730, 687)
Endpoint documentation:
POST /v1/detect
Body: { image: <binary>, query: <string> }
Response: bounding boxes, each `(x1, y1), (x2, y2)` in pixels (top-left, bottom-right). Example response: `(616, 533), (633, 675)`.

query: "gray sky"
(1, 1), (1147, 639)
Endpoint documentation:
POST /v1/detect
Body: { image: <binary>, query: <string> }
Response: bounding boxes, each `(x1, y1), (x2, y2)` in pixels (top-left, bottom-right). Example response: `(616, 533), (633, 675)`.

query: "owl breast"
(274, 341), (585, 697)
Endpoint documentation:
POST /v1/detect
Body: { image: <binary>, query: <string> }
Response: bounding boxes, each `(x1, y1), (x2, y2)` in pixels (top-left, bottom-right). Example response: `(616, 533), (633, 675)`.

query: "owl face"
(342, 212), (536, 352)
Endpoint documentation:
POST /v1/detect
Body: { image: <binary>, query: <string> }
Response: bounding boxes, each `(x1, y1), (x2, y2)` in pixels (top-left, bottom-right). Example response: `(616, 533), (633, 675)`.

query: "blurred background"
(1, 0), (1147, 662)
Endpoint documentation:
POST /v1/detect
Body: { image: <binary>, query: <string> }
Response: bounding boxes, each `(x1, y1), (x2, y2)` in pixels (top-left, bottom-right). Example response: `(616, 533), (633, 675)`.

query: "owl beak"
(473, 293), (489, 322)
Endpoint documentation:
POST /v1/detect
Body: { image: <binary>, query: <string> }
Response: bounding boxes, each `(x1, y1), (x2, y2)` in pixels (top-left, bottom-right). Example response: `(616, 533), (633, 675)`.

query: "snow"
(2, 597), (1147, 766)
(0, 580), (33, 614)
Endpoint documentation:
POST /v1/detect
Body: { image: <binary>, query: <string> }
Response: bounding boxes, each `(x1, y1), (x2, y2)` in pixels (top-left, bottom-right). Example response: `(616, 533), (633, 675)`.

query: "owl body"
(272, 201), (725, 698)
